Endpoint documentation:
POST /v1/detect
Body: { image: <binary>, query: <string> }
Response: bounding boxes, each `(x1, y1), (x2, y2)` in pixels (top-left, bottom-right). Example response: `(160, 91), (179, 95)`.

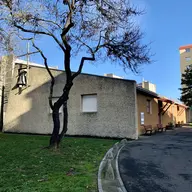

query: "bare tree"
(1, 0), (151, 148)
(0, 28), (14, 55)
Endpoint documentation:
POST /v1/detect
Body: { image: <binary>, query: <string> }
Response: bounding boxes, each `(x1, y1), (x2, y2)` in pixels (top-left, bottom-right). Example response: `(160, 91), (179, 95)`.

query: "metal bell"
(17, 70), (27, 87)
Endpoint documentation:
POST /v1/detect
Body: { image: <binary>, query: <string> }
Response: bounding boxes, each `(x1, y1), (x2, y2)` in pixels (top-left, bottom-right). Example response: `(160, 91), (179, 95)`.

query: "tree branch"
(72, 55), (95, 80)
(60, 0), (75, 51)
(61, 23), (74, 38)
(17, 51), (39, 58)
(94, 30), (105, 53)
(14, 23), (66, 52)
(34, 18), (62, 30)
(31, 40), (55, 110)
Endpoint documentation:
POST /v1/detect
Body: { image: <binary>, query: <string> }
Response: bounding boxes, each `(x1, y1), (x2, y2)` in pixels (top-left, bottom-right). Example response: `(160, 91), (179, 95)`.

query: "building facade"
(1, 57), (138, 139)
(179, 44), (192, 122)
(179, 44), (192, 77)
(137, 86), (187, 135)
(0, 56), (187, 138)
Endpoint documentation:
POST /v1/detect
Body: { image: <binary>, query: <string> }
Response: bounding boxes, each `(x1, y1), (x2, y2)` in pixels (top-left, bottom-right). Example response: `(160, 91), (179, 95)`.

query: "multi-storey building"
(179, 44), (192, 79)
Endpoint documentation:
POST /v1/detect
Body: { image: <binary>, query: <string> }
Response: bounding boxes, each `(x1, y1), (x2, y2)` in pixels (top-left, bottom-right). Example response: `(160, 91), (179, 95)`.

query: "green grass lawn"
(0, 133), (117, 192)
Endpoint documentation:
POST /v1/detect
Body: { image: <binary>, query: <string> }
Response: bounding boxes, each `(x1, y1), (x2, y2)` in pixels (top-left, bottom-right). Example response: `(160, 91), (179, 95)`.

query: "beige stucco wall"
(161, 102), (174, 126)
(176, 106), (186, 124)
(137, 93), (159, 135)
(137, 93), (187, 135)
(186, 109), (192, 123)
(3, 64), (138, 139)
(161, 103), (186, 126)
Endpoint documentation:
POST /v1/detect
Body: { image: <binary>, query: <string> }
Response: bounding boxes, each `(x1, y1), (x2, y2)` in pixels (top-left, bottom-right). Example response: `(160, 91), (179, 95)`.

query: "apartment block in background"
(179, 44), (192, 79)
(179, 45), (192, 122)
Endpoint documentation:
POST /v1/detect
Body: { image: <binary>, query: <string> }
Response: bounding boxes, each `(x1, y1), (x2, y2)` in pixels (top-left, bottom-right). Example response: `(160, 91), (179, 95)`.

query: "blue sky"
(29, 0), (192, 100)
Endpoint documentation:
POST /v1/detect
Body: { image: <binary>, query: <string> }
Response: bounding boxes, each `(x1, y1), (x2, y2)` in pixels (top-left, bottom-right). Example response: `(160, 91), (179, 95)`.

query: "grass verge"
(0, 133), (117, 192)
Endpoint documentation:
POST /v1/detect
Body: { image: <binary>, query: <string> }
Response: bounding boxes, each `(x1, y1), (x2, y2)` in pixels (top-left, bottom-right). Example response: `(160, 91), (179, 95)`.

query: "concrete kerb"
(98, 139), (127, 192)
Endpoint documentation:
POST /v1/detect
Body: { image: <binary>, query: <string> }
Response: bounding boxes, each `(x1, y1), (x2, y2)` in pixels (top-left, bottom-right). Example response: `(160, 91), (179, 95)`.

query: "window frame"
(185, 57), (191, 62)
(81, 94), (98, 113)
(146, 99), (152, 114)
(140, 112), (144, 125)
(185, 48), (190, 53)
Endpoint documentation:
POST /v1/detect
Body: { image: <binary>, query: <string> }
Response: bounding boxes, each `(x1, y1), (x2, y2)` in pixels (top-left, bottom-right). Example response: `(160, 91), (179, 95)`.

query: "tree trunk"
(59, 101), (68, 143)
(0, 85), (4, 132)
(49, 108), (60, 149)
(49, 82), (72, 149)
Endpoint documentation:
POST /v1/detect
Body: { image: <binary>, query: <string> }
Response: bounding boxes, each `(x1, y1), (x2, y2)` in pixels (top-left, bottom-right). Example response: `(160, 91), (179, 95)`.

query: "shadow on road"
(119, 128), (192, 192)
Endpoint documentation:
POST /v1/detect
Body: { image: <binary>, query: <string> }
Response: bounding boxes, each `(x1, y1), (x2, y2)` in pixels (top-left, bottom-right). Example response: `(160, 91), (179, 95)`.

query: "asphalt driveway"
(119, 128), (192, 192)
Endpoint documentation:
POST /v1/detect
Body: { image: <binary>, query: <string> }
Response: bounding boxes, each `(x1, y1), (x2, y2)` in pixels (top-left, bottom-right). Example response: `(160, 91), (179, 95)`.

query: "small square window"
(185, 57), (191, 62)
(81, 94), (97, 112)
(186, 48), (190, 52)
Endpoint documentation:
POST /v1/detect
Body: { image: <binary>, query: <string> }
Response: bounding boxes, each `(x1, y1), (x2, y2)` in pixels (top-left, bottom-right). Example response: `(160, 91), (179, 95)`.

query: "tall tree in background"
(1, 0), (151, 148)
(180, 68), (192, 107)
(0, 28), (15, 55)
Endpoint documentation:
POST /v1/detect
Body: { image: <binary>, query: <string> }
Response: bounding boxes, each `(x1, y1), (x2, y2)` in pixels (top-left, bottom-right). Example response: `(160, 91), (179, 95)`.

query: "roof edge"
(15, 62), (136, 83)
(136, 87), (159, 98)
(179, 44), (192, 50)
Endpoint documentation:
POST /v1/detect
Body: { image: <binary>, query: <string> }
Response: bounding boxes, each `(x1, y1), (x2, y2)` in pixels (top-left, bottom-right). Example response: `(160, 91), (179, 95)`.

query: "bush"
(168, 122), (174, 127)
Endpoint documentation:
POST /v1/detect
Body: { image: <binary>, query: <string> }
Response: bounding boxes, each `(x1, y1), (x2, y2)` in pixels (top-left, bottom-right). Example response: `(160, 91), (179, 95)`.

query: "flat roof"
(15, 59), (58, 70)
(179, 44), (192, 50)
(15, 60), (136, 83)
(14, 59), (188, 108)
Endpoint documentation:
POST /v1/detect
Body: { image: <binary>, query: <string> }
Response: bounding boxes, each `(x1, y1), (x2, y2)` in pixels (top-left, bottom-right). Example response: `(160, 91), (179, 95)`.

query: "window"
(177, 105), (180, 111)
(81, 94), (97, 112)
(140, 112), (144, 125)
(49, 98), (62, 113)
(186, 64), (192, 69)
(146, 100), (152, 114)
(186, 57), (191, 62)
(186, 48), (190, 52)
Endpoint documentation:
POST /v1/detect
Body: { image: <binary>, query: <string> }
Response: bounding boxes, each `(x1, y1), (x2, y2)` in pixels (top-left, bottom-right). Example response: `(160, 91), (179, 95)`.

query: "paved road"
(119, 128), (192, 192)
